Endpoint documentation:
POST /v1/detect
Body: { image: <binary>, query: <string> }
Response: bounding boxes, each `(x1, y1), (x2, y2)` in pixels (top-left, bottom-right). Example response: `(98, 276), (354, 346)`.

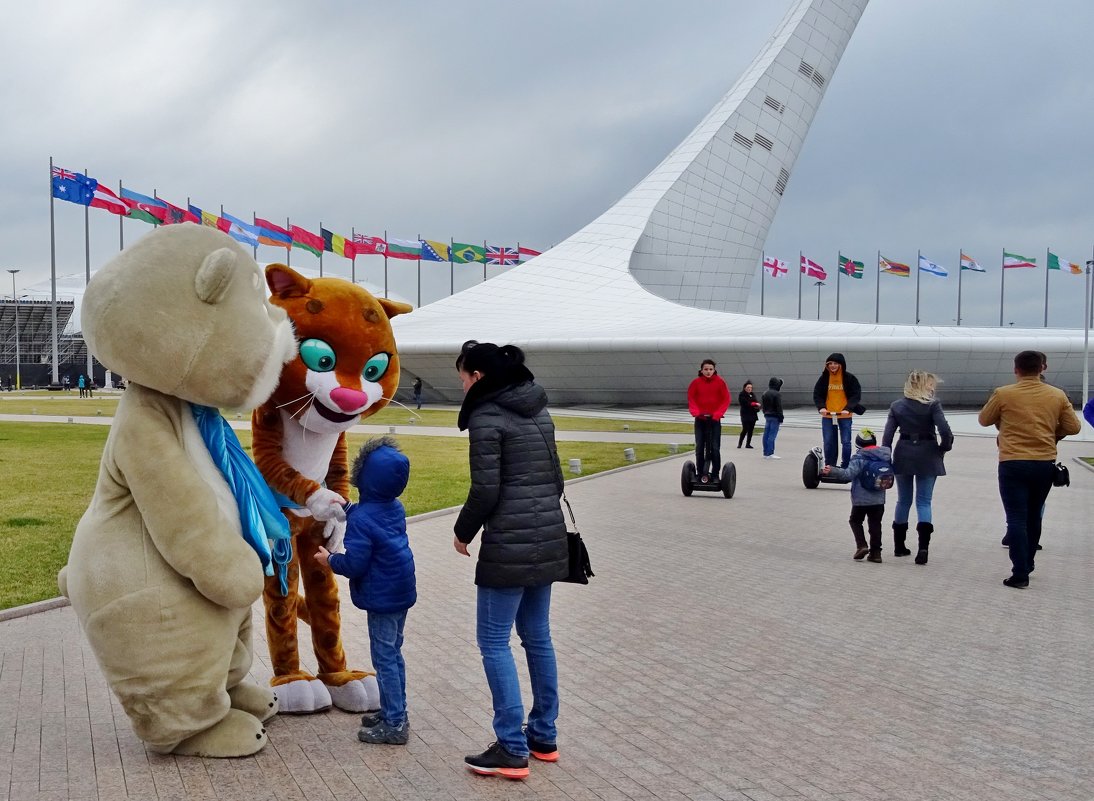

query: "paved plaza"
(2, 421), (1094, 800)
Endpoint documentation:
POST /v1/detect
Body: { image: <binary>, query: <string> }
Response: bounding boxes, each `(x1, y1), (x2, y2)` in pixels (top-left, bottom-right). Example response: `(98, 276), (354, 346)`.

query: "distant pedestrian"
(77, 374), (86, 398)
(412, 377), (423, 410)
(822, 428), (893, 562)
(737, 381), (760, 449)
(760, 377), (784, 459)
(978, 350), (1080, 588)
(882, 370), (954, 565)
(687, 359), (731, 482)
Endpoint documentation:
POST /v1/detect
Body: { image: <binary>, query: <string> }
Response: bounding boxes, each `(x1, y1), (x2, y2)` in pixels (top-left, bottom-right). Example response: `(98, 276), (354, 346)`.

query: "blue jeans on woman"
(477, 584), (558, 757)
(821, 415), (852, 467)
(367, 610), (408, 725)
(762, 417), (781, 456)
(893, 474), (937, 524)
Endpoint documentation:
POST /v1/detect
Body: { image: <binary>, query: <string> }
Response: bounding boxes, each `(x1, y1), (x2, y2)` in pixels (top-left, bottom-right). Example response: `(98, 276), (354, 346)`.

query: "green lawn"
(0, 421), (686, 610)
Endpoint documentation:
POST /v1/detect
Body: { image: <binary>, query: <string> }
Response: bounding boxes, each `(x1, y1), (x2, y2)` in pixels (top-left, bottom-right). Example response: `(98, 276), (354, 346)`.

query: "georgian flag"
(762, 255), (788, 278)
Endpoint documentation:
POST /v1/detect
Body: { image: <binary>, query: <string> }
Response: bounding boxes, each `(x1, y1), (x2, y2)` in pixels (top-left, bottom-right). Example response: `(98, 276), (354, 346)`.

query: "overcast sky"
(3, 0), (1092, 329)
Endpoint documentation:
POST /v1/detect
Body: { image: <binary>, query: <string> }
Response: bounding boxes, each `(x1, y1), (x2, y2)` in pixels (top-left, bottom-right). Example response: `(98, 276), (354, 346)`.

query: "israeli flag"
(918, 255), (948, 277)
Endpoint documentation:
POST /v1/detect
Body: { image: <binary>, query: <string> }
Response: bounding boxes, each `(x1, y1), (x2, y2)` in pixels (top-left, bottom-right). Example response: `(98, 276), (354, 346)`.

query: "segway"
(803, 411), (854, 489)
(681, 418), (735, 498)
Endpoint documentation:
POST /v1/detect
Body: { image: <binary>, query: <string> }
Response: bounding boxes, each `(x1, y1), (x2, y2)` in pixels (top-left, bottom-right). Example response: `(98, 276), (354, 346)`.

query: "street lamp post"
(814, 280), (825, 320)
(7, 269), (19, 390)
(1083, 260), (1093, 436)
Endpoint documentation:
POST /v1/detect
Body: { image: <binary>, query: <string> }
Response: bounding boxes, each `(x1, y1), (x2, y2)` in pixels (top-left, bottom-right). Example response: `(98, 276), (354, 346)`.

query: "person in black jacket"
(760, 377), (784, 458)
(737, 380), (760, 449)
(812, 353), (864, 469)
(453, 340), (568, 780)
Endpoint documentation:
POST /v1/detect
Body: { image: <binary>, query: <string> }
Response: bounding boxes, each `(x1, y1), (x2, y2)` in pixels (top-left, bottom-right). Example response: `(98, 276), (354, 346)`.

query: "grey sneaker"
(357, 719), (409, 745)
(361, 710), (410, 728)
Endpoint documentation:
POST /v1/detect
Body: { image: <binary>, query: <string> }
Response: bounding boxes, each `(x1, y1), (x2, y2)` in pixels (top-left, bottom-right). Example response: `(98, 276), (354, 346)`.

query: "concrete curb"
(0, 595), (70, 623)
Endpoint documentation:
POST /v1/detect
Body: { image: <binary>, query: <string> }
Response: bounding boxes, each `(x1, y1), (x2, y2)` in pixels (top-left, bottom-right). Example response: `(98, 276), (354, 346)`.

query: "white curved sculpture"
(394, 0), (1087, 407)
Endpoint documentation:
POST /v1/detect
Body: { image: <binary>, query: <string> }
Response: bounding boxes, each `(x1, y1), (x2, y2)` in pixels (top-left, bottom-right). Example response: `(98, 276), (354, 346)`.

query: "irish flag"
(1003, 251), (1036, 269)
(1048, 252), (1083, 275)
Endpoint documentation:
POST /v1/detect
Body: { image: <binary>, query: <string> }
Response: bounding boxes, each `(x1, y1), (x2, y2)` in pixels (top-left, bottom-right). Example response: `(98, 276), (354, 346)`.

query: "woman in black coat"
(882, 370), (953, 565)
(737, 380), (760, 448)
(453, 340), (567, 778)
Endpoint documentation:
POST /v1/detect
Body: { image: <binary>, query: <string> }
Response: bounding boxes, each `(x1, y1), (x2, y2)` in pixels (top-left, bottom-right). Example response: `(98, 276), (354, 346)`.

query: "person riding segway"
(682, 359), (735, 498)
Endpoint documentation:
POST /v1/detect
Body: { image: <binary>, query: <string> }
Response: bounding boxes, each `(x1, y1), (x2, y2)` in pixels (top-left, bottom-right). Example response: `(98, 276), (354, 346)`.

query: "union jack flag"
(486, 245), (518, 265)
(51, 166), (78, 180)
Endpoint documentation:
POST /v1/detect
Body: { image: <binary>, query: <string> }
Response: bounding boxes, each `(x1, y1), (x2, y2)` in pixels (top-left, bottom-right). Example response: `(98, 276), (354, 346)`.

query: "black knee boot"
(915, 522), (933, 565)
(738, 431), (745, 448)
(893, 522), (911, 557)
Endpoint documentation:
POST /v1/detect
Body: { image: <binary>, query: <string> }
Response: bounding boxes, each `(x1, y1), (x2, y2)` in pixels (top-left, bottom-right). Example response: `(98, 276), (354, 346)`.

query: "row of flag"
(50, 166), (542, 266)
(762, 250), (1085, 280)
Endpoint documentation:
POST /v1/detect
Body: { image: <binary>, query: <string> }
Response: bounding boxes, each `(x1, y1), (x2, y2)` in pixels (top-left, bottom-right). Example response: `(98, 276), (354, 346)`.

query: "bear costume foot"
(327, 675), (381, 713)
(274, 678), (332, 714)
(228, 682), (279, 722)
(170, 709), (267, 758)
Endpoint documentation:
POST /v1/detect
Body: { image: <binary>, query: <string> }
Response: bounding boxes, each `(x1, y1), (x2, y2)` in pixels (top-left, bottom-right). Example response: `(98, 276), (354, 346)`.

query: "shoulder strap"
(531, 414), (579, 531)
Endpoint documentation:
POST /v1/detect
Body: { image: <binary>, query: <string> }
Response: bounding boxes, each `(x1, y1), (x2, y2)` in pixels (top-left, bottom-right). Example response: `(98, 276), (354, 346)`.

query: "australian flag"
(51, 166), (94, 205)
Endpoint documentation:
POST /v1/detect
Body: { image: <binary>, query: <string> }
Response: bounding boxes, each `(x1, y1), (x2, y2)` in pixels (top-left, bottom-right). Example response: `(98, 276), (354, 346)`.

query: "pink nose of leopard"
(329, 387), (369, 412)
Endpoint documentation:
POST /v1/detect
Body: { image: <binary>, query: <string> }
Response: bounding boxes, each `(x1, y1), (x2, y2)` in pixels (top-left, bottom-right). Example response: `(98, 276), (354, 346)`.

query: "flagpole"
(835, 252), (841, 321)
(351, 227), (357, 284)
(84, 169), (93, 383)
(48, 157), (59, 385)
(956, 249), (963, 326)
(1044, 247), (1050, 327)
(286, 218), (292, 268)
(875, 251), (880, 324)
(416, 233), (421, 308)
(252, 211), (258, 261)
(450, 237), (455, 296)
(999, 248), (1005, 326)
(1084, 255), (1091, 433)
(914, 250), (921, 325)
(118, 180), (124, 250)
(483, 239), (488, 283)
(383, 230), (389, 299)
(760, 252), (765, 316)
(797, 251), (802, 320)
(319, 221), (324, 277)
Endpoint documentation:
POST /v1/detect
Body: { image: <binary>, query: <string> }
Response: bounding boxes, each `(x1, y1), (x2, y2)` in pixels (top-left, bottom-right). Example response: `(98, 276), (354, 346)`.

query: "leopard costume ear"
(265, 264), (311, 298)
(377, 298), (413, 319)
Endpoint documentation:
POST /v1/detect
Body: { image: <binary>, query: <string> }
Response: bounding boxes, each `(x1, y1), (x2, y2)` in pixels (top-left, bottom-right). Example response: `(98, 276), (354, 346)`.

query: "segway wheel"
(681, 461), (696, 497)
(802, 451), (821, 489)
(720, 462), (736, 498)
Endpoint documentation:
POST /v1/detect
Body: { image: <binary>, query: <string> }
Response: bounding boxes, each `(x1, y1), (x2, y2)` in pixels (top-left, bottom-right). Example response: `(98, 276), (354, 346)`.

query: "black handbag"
(561, 496), (594, 584)
(1053, 461), (1070, 487)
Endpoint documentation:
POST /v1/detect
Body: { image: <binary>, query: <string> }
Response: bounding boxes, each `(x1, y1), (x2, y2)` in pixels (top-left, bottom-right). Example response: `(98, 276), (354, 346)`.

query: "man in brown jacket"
(979, 350), (1081, 588)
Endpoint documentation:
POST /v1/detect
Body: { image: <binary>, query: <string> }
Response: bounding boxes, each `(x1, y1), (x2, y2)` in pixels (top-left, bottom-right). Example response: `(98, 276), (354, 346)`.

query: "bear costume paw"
(169, 709), (267, 758)
(228, 682), (279, 722)
(275, 678), (332, 714)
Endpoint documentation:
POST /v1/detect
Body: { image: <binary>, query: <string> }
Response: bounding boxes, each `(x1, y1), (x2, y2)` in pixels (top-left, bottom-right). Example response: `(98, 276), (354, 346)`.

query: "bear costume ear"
(195, 247), (238, 305)
(377, 298), (413, 319)
(266, 264), (311, 298)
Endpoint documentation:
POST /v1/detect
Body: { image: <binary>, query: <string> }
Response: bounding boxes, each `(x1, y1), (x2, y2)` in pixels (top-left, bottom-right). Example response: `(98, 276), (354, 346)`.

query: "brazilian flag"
(452, 242), (487, 264)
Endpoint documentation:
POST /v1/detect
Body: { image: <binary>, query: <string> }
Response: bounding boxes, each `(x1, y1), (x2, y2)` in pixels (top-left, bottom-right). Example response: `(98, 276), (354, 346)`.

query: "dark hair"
(698, 358), (716, 376)
(742, 380), (753, 391)
(1014, 350), (1043, 376)
(456, 340), (526, 375)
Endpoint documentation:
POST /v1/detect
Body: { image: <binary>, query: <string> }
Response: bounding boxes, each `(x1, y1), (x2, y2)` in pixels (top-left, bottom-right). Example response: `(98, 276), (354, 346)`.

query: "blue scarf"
(191, 404), (292, 595)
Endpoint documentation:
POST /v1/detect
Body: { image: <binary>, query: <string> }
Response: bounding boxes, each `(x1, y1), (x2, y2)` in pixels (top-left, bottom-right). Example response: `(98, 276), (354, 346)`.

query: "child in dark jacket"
(822, 428), (892, 563)
(315, 436), (416, 746)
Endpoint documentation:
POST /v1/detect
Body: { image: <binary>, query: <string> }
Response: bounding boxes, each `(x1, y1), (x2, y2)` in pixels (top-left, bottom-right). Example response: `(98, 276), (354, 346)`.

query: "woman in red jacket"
(687, 359), (731, 482)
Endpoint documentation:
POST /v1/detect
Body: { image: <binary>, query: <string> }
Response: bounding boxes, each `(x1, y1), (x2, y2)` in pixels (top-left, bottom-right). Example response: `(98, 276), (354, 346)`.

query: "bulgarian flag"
(386, 238), (422, 260)
(1048, 251), (1083, 275)
(839, 254), (864, 279)
(1003, 251), (1036, 269)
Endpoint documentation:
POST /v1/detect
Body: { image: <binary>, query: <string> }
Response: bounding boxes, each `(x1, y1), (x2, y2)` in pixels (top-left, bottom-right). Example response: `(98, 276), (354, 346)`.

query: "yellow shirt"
(978, 375), (1081, 461)
(825, 369), (848, 413)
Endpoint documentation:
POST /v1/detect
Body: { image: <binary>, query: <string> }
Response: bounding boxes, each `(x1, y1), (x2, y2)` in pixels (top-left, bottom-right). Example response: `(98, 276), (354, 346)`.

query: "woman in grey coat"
(882, 370), (954, 565)
(452, 340), (568, 779)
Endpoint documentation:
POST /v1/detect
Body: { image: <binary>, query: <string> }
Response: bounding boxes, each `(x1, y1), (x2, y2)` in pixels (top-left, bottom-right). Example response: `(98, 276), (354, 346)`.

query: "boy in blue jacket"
(822, 428), (893, 563)
(315, 436), (416, 745)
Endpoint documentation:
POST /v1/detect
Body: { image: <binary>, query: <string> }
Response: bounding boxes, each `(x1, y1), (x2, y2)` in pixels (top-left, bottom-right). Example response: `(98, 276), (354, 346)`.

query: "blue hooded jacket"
(328, 439), (417, 614)
(826, 444), (893, 506)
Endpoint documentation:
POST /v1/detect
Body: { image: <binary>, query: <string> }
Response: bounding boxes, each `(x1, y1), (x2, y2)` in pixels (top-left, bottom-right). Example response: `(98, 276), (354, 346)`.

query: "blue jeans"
(367, 610), (408, 725)
(477, 584), (558, 757)
(998, 460), (1054, 580)
(762, 417), (781, 456)
(822, 416), (852, 467)
(893, 474), (937, 524)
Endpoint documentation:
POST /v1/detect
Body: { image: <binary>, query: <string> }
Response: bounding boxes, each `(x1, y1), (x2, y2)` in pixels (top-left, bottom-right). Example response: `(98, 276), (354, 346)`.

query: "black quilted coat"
(454, 365), (569, 588)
